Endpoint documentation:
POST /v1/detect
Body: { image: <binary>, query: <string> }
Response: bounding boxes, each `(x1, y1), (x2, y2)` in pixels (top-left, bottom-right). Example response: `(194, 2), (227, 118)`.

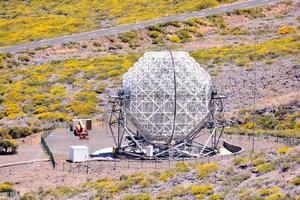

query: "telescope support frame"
(108, 90), (226, 160)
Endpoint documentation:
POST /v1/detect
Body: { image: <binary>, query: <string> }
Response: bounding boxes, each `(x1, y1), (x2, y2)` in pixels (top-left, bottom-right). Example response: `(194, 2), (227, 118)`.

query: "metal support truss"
(108, 89), (227, 160)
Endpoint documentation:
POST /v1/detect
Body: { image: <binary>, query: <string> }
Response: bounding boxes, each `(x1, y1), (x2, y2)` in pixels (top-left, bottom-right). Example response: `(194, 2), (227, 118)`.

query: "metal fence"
(40, 121), (70, 169)
(41, 131), (56, 169)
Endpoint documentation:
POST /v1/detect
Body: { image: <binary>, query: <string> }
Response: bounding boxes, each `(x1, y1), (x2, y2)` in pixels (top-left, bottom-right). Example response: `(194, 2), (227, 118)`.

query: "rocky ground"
(6, 145), (299, 200)
(16, 0), (300, 120)
(0, 1), (300, 199)
(0, 128), (286, 195)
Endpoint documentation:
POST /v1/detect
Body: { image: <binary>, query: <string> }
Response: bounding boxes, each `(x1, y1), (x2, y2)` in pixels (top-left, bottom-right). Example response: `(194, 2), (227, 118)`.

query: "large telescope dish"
(123, 51), (211, 143)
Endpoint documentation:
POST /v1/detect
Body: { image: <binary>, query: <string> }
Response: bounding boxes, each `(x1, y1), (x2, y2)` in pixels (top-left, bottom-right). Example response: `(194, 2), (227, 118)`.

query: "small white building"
(69, 145), (89, 162)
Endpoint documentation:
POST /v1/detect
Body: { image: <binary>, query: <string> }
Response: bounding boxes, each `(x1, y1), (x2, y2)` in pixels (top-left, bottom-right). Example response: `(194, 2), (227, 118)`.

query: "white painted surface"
(146, 145), (154, 157)
(69, 146), (89, 162)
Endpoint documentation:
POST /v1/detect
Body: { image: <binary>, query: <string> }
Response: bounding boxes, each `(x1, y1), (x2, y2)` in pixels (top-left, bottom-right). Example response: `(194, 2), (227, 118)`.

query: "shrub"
(244, 122), (256, 129)
(160, 21), (181, 27)
(292, 177), (300, 186)
(259, 187), (281, 196)
(95, 83), (107, 94)
(277, 147), (292, 154)
(21, 193), (38, 200)
(221, 27), (248, 35)
(176, 30), (191, 42)
(158, 170), (176, 182)
(122, 193), (151, 200)
(36, 112), (69, 122)
(175, 162), (190, 172)
(118, 31), (137, 43)
(228, 173), (251, 184)
(232, 8), (265, 18)
(266, 193), (285, 200)
(254, 163), (275, 174)
(147, 24), (162, 32)
(53, 186), (74, 198)
(0, 182), (15, 193)
(207, 14), (227, 28)
(187, 18), (210, 26)
(191, 185), (213, 195)
(167, 34), (181, 43)
(256, 115), (279, 129)
(74, 91), (97, 103)
(0, 139), (18, 154)
(170, 184), (191, 197)
(208, 194), (223, 200)
(148, 30), (160, 38)
(115, 44), (123, 49)
(195, 162), (219, 178)
(92, 41), (102, 47)
(107, 69), (122, 77)
(138, 177), (154, 188)
(19, 54), (30, 62)
(277, 26), (296, 35)
(196, 0), (219, 9)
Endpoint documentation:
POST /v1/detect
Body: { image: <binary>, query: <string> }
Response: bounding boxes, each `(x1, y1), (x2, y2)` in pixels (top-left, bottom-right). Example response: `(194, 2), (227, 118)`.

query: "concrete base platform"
(46, 124), (115, 159)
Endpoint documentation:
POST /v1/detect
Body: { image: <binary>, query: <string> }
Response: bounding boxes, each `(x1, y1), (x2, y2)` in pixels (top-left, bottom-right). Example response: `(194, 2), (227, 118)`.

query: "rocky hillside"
(18, 146), (300, 200)
(0, 1), (299, 139)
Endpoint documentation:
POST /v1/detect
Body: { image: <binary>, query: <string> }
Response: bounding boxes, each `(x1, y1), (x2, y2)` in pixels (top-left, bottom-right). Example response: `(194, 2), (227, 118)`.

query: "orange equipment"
(74, 121), (89, 140)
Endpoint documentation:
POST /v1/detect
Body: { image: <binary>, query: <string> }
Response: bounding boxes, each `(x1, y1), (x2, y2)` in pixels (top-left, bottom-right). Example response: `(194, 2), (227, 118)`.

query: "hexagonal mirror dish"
(123, 51), (211, 143)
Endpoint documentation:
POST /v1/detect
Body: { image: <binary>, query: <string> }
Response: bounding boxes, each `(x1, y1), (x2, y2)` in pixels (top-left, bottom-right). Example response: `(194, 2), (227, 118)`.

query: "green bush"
(169, 185), (191, 198)
(209, 194), (223, 200)
(227, 173), (251, 184)
(232, 8), (265, 18)
(259, 187), (281, 196)
(118, 31), (137, 43)
(158, 170), (176, 182)
(277, 147), (292, 155)
(147, 24), (162, 32)
(195, 162), (219, 178)
(292, 177), (300, 186)
(191, 185), (213, 195)
(256, 115), (279, 129)
(196, 0), (219, 9)
(122, 193), (151, 200)
(277, 26), (296, 35)
(19, 54), (30, 62)
(0, 182), (15, 193)
(21, 193), (38, 200)
(207, 14), (227, 28)
(160, 21), (181, 27)
(95, 83), (107, 94)
(9, 127), (33, 139)
(221, 27), (248, 35)
(0, 139), (18, 154)
(148, 30), (160, 38)
(175, 162), (190, 172)
(176, 30), (191, 43)
(254, 163), (275, 175)
(266, 193), (285, 200)
(168, 34), (181, 43)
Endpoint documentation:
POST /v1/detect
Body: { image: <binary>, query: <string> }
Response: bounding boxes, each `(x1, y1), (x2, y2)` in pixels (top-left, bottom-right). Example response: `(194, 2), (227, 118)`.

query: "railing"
(41, 130), (56, 169)
(40, 122), (70, 169)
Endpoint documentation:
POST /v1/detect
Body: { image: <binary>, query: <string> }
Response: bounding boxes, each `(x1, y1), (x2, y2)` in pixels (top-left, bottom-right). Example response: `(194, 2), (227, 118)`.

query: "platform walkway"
(45, 124), (114, 159)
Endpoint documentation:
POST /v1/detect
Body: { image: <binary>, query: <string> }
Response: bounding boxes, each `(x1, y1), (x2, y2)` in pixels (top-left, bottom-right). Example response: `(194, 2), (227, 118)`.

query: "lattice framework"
(123, 51), (211, 143)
